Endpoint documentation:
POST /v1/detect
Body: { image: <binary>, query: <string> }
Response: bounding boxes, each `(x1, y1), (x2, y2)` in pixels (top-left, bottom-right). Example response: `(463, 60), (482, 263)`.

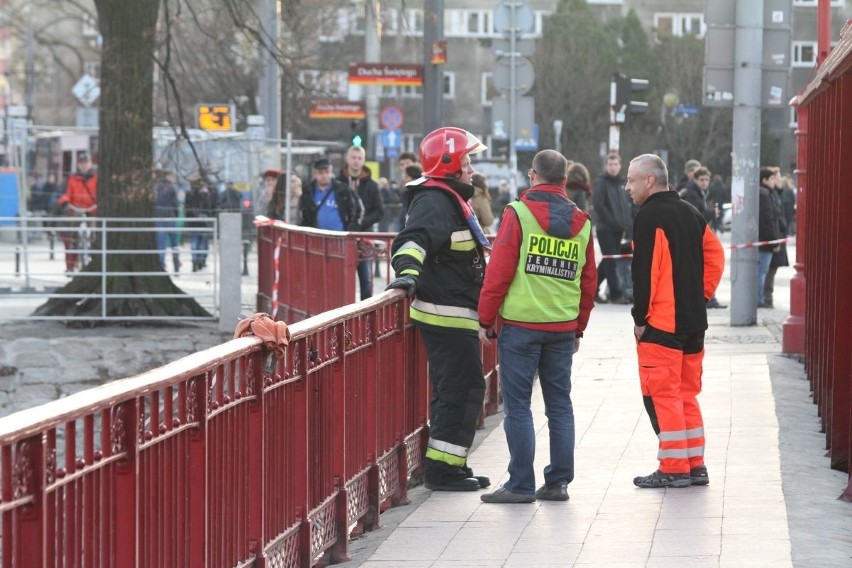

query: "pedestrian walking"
(55, 151), (98, 273)
(478, 149), (597, 504)
(386, 127), (491, 492)
(184, 175), (217, 272)
(298, 158), (359, 232)
(152, 169), (181, 272)
(624, 154), (724, 488)
(764, 167), (789, 308)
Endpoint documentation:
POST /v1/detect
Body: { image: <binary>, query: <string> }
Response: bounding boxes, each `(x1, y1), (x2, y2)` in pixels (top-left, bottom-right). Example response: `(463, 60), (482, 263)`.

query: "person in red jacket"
(478, 149), (597, 504)
(625, 154), (724, 488)
(55, 151), (98, 272)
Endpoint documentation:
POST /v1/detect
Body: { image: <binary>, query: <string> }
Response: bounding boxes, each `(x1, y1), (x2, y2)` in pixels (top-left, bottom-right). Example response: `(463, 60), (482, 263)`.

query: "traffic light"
(350, 120), (368, 151)
(612, 73), (649, 123)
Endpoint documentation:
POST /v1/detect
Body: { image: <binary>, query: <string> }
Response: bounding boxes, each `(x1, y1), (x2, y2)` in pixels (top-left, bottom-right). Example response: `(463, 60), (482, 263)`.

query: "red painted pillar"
(783, 97), (806, 354)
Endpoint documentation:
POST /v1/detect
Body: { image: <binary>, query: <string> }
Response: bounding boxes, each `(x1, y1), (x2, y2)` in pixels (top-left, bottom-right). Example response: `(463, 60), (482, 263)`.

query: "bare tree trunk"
(34, 0), (210, 321)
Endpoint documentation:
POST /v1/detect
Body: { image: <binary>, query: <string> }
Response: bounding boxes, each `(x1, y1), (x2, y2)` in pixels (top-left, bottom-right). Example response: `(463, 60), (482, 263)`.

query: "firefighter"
(386, 127), (491, 492)
(625, 154), (725, 488)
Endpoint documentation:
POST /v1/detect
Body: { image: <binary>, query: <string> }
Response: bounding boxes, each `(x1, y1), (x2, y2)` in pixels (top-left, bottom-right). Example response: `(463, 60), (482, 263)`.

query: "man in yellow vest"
(478, 149), (597, 503)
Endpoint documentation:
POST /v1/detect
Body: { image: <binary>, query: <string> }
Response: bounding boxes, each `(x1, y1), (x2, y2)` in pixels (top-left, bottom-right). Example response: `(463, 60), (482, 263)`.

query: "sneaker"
(535, 481), (570, 501)
(633, 470), (691, 488)
(706, 298), (727, 309)
(611, 297), (633, 305)
(689, 465), (710, 486)
(480, 486), (536, 504)
(594, 294), (609, 304)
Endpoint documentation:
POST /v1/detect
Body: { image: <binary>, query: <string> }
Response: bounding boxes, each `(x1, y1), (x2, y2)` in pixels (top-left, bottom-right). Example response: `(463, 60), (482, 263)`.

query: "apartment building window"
(792, 0), (844, 7)
(445, 10), (493, 37)
(481, 72), (503, 107)
(380, 71), (455, 99)
(401, 9), (424, 36)
(792, 41), (817, 67)
(298, 70), (348, 98)
(318, 8), (347, 42)
(381, 8), (399, 36)
(654, 13), (705, 38)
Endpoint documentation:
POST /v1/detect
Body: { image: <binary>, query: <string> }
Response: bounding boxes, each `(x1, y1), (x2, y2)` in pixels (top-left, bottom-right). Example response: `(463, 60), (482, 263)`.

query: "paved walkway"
(2, 233), (851, 566)
(337, 241), (852, 568)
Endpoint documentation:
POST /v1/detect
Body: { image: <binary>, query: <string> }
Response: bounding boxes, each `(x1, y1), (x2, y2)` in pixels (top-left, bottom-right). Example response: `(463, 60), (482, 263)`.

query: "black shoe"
(425, 477), (481, 492)
(758, 303), (768, 308)
(535, 481), (569, 501)
(611, 297), (632, 305)
(594, 294), (609, 304)
(633, 469), (691, 488)
(706, 298), (726, 309)
(462, 466), (490, 488)
(690, 465), (709, 486)
(480, 486), (536, 503)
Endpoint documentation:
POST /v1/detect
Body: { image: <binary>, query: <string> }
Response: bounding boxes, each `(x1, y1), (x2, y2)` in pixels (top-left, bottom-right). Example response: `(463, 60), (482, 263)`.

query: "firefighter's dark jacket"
(390, 177), (485, 332)
(631, 190), (724, 334)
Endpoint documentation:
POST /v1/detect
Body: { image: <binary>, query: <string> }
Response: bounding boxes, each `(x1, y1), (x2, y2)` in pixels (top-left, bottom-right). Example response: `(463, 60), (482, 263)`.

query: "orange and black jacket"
(631, 190), (724, 334)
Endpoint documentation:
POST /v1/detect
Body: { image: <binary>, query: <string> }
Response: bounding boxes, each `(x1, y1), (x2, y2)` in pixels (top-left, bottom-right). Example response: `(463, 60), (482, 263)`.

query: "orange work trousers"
(636, 325), (705, 474)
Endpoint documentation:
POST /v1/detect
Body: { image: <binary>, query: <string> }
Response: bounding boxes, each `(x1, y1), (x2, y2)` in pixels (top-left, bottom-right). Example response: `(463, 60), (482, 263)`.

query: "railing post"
(113, 399), (140, 568)
(187, 375), (209, 568)
(14, 436), (44, 567)
(219, 212), (242, 332)
(246, 352), (266, 566)
(783, 96), (806, 354)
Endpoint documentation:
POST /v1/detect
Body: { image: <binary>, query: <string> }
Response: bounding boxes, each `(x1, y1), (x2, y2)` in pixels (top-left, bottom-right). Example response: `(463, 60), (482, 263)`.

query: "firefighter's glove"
(386, 275), (417, 298)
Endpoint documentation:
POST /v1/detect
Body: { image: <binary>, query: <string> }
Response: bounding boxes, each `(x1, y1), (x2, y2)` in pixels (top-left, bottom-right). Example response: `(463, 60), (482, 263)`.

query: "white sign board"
(72, 74), (101, 107)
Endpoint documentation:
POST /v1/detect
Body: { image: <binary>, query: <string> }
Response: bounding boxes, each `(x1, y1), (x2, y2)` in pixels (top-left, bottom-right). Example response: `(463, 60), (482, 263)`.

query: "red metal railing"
(256, 221), (396, 323)
(795, 18), (852, 501)
(0, 291), (500, 566)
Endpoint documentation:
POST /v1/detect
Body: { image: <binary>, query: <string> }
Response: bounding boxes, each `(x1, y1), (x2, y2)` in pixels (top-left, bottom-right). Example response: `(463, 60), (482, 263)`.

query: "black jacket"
(680, 180), (711, 222)
(758, 183), (781, 252)
(298, 179), (359, 230)
(390, 177), (485, 329)
(337, 168), (384, 231)
(592, 172), (632, 233)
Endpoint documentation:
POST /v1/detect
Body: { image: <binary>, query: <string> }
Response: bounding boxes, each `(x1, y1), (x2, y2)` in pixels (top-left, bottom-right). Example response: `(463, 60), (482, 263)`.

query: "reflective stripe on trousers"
(637, 326), (706, 474)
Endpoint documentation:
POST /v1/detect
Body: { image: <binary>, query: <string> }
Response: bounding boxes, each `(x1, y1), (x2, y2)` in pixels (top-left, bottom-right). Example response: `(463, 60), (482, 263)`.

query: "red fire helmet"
(419, 127), (487, 179)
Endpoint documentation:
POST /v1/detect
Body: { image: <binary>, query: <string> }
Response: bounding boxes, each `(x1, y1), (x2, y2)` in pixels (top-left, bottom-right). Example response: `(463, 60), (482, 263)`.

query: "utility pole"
(365, 0), (381, 156)
(258, 0), (281, 141)
(729, 0), (764, 325)
(24, 6), (35, 121)
(423, 0), (443, 135)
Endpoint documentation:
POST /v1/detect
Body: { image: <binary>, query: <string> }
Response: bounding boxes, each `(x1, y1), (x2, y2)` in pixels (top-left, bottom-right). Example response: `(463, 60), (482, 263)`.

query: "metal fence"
(255, 220), (396, 323)
(0, 290), (494, 567)
(794, 20), (852, 501)
(0, 215), (224, 322)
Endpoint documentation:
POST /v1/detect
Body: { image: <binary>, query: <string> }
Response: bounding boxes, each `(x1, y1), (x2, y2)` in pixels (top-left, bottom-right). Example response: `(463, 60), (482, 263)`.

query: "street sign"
(674, 104), (700, 117)
(72, 74), (100, 107)
(514, 124), (538, 152)
(382, 129), (402, 150)
(493, 1), (535, 34)
(492, 96), (535, 142)
(493, 56), (535, 96)
(380, 105), (404, 130)
(491, 38), (535, 57)
(196, 104), (235, 131)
